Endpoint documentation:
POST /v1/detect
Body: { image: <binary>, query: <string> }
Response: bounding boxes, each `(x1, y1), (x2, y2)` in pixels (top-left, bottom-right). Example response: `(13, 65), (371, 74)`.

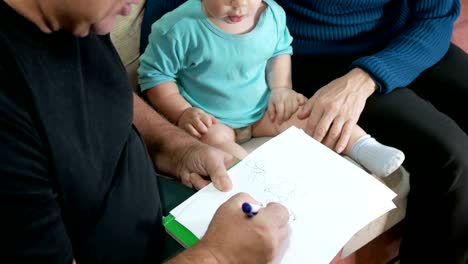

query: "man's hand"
(298, 68), (376, 153)
(173, 142), (235, 191)
(133, 93), (233, 191)
(198, 193), (290, 263)
(268, 88), (307, 124)
(177, 107), (218, 139)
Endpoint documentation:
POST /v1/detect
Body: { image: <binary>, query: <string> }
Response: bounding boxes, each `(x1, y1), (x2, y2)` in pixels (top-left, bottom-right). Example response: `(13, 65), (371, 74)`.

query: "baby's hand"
(178, 107), (218, 138)
(268, 89), (307, 123)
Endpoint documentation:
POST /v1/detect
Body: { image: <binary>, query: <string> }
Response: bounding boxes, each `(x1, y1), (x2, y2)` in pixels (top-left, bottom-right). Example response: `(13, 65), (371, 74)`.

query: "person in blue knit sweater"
(1, 0), (291, 263)
(139, 0), (468, 263)
(138, 0), (405, 178)
(274, 0), (468, 263)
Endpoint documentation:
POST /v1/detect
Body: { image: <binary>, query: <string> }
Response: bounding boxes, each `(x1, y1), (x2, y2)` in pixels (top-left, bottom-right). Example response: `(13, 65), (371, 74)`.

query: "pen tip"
(242, 202), (251, 213)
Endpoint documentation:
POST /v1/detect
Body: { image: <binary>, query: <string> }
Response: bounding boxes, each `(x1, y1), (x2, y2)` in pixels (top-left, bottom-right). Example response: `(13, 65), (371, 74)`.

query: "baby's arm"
(178, 108), (218, 138)
(266, 54), (306, 122)
(139, 24), (217, 137)
(146, 85), (217, 138)
(138, 23), (192, 124)
(146, 82), (191, 124)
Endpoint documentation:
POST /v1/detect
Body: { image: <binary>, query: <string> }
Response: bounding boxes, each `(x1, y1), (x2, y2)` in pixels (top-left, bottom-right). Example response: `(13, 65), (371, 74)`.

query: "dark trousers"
(292, 44), (468, 263)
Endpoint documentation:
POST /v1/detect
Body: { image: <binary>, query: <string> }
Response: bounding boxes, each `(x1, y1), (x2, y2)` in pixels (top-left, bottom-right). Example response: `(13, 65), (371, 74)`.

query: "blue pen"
(242, 202), (263, 217)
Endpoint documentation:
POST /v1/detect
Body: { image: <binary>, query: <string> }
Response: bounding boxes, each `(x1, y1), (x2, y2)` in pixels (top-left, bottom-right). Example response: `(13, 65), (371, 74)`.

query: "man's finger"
(208, 155), (233, 191)
(335, 121), (354, 153)
(190, 173), (211, 190)
(304, 106), (322, 136)
(323, 119), (344, 150)
(180, 172), (194, 189)
(224, 152), (239, 169)
(313, 112), (334, 142)
(259, 202), (289, 228)
(211, 172), (232, 191)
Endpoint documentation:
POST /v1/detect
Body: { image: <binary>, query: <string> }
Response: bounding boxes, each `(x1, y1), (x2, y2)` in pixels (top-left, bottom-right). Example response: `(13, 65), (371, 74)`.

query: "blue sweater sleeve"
(351, 1), (460, 93)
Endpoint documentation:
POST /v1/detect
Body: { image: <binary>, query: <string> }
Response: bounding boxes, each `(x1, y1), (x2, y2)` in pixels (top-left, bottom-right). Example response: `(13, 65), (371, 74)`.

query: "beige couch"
(110, 2), (410, 261)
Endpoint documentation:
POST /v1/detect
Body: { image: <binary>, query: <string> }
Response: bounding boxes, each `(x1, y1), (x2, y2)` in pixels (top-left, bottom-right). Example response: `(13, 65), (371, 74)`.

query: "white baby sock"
(349, 134), (405, 177)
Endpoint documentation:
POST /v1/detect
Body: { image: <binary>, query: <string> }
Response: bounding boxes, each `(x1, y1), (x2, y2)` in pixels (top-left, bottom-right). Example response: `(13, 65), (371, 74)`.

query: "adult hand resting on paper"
(133, 94), (235, 191)
(154, 140), (236, 191)
(174, 143), (236, 191)
(166, 193), (290, 264)
(297, 68), (376, 152)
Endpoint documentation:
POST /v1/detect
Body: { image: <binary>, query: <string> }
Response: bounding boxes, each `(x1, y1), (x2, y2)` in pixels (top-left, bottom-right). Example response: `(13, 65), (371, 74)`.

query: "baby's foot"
(349, 135), (405, 177)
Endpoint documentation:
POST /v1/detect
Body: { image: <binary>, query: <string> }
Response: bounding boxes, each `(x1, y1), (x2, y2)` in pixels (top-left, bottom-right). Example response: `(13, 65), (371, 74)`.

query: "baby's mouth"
(227, 15), (244, 23)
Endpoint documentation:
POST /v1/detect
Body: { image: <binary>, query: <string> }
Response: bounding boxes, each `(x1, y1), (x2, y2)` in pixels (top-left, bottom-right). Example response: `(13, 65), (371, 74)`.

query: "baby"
(138, 0), (405, 177)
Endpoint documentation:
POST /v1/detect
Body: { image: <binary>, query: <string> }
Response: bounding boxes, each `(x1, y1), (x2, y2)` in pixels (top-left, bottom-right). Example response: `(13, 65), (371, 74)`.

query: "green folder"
(163, 214), (199, 248)
(161, 160), (241, 248)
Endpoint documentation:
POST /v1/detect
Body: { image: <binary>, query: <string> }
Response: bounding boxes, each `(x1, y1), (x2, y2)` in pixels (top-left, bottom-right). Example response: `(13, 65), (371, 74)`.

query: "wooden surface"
(330, 222), (403, 264)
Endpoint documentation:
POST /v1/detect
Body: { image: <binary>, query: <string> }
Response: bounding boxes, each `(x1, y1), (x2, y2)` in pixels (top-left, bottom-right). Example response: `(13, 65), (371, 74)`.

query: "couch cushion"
(110, 1), (145, 91)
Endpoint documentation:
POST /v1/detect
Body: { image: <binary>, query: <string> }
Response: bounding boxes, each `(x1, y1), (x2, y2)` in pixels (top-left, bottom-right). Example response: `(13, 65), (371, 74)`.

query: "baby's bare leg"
(343, 125), (367, 155)
(252, 110), (366, 148)
(199, 123), (248, 160)
(251, 109), (305, 137)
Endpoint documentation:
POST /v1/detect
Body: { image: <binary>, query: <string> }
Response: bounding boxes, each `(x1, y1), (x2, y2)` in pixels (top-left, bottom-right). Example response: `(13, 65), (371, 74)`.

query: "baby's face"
(202, 0), (263, 24)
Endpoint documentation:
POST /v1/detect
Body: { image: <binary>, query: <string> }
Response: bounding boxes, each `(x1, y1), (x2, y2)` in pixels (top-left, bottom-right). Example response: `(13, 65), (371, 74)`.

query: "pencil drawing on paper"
(244, 159), (304, 221)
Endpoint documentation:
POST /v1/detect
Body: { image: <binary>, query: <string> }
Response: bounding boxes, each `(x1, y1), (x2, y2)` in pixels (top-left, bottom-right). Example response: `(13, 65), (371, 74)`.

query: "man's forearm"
(132, 92), (196, 175)
(164, 244), (219, 264)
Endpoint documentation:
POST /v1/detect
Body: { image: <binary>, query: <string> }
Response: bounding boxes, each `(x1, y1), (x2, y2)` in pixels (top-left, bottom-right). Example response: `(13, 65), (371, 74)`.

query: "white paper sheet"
(170, 126), (397, 264)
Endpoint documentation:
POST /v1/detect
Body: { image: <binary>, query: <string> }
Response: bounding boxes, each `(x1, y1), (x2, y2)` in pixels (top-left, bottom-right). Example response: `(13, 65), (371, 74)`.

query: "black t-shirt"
(0, 2), (163, 263)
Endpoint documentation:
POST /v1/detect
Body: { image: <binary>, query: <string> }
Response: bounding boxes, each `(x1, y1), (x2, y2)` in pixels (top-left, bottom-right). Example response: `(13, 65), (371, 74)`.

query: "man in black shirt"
(0, 0), (289, 263)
